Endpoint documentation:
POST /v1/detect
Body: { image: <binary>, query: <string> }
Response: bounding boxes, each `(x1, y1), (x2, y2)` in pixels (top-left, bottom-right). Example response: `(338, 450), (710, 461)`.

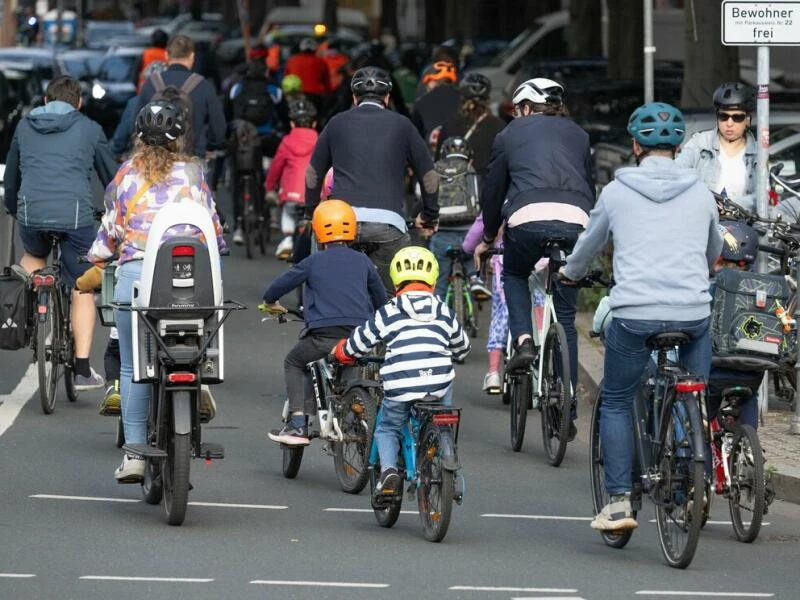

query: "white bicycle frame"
(530, 268), (559, 403)
(280, 358), (347, 443)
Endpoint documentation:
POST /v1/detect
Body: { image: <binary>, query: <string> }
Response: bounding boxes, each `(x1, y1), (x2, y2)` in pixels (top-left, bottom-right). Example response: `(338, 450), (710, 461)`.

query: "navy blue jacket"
(4, 101), (116, 230)
(480, 114), (595, 240)
(263, 245), (387, 331)
(137, 64), (226, 157)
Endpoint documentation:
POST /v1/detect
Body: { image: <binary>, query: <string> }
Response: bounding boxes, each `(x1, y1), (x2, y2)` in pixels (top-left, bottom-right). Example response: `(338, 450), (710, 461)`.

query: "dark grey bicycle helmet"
(720, 220), (758, 265)
(350, 66), (392, 99)
(288, 98), (317, 127)
(713, 82), (755, 112)
(440, 136), (473, 160)
(298, 37), (318, 53)
(135, 100), (185, 146)
(459, 72), (491, 101)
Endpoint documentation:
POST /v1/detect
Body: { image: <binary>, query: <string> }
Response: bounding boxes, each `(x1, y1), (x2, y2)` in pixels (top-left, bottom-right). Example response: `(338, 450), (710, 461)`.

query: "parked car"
(55, 48), (105, 108)
(85, 47), (141, 136)
(0, 62), (47, 162)
(136, 12), (223, 38)
(83, 20), (137, 50)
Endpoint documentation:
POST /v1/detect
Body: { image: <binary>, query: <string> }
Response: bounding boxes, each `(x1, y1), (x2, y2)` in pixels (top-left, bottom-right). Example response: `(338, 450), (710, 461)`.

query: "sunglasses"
(717, 112), (748, 123)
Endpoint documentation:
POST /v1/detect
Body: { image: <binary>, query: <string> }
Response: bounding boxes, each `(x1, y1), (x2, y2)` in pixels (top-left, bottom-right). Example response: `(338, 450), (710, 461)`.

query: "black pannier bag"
(0, 266), (32, 350)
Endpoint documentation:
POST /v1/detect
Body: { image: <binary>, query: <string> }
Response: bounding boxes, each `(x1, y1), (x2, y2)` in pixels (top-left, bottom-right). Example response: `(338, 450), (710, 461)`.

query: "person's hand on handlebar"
(258, 301), (288, 315)
(330, 338), (357, 365)
(557, 266), (579, 286)
(415, 214), (439, 237)
(473, 239), (494, 270)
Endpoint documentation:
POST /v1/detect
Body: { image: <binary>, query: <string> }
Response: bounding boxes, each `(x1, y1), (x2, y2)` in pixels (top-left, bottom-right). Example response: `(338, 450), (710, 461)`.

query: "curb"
(574, 313), (800, 506)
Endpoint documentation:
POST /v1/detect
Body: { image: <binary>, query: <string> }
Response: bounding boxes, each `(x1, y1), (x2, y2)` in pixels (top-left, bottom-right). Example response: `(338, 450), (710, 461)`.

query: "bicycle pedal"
(198, 442), (224, 460)
(406, 482), (416, 502)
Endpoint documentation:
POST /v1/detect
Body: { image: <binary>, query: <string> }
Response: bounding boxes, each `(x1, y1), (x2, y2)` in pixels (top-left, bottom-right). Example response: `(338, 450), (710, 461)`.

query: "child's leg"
(374, 399), (411, 471)
(281, 202), (298, 237)
(487, 276), (509, 364)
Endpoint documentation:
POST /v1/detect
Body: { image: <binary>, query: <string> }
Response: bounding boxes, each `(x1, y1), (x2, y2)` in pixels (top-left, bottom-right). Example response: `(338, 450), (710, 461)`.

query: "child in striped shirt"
(333, 246), (470, 494)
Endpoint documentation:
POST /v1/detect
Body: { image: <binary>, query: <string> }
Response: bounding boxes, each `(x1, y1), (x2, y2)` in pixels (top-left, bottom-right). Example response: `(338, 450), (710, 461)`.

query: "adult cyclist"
(473, 77), (594, 440)
(304, 66), (439, 292)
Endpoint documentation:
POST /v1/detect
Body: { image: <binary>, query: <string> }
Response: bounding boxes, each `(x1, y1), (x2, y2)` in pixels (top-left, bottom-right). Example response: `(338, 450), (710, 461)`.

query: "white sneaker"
(232, 227), (244, 245)
(483, 372), (501, 394)
(114, 453), (145, 483)
(275, 236), (294, 260)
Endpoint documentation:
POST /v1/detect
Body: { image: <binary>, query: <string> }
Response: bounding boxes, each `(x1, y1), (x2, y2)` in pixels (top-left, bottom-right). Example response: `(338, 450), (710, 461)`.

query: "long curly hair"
(130, 138), (195, 182)
(459, 97), (491, 126)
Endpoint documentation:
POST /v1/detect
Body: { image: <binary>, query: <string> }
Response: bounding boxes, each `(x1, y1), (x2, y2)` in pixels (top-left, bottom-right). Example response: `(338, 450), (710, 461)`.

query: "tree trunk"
(681, 0), (739, 109)
(476, 0), (558, 39)
(323, 0), (338, 32)
(444, 0), (478, 41)
(569, 0), (602, 58)
(380, 0), (400, 43)
(425, 0), (445, 44)
(607, 0), (643, 80)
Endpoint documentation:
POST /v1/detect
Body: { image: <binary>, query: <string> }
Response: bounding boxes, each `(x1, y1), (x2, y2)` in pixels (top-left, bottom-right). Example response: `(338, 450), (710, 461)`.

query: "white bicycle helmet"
(512, 77), (564, 106)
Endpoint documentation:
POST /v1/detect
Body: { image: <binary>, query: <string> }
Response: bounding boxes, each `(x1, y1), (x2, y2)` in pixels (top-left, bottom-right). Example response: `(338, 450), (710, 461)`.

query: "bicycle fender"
(341, 379), (382, 396)
(171, 390), (193, 435)
(434, 426), (461, 472)
(686, 396), (706, 463)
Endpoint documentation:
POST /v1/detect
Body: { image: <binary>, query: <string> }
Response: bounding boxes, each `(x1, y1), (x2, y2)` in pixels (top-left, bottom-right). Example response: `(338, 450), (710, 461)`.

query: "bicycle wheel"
(417, 423), (456, 542)
(282, 445), (304, 479)
(541, 322), (571, 467)
(509, 371), (530, 452)
(142, 459), (163, 505)
(333, 386), (377, 494)
(452, 277), (466, 329)
(115, 416), (125, 448)
(369, 456), (403, 528)
(654, 395), (704, 569)
(37, 291), (59, 415)
(728, 424), (765, 543)
(464, 287), (478, 338)
(63, 301), (78, 403)
(242, 177), (255, 260)
(589, 384), (635, 549)
(501, 369), (511, 405)
(162, 406), (191, 526)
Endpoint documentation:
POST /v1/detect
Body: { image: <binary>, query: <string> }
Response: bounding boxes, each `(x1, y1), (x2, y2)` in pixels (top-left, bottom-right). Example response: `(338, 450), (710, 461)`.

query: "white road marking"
(324, 507), (417, 515)
(188, 501), (287, 510)
(80, 576), (213, 583)
(449, 586), (579, 593)
(250, 579), (389, 588)
(481, 514), (592, 521)
(30, 494), (140, 503)
(0, 364), (37, 438)
(646, 519), (770, 526)
(635, 592), (773, 598)
(0, 573), (36, 578)
(512, 597), (586, 600)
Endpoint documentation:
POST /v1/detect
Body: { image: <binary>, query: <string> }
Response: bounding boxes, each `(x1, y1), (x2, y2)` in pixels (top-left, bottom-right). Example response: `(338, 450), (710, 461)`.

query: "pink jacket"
(265, 127), (318, 204)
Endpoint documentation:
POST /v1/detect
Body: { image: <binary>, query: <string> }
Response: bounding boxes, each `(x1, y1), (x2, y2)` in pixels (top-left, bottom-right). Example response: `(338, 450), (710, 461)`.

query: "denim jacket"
(675, 129), (757, 213)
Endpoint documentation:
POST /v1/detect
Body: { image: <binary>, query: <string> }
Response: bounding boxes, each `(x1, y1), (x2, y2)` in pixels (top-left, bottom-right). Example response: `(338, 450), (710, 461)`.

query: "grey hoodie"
(4, 100), (116, 230)
(564, 155), (723, 322)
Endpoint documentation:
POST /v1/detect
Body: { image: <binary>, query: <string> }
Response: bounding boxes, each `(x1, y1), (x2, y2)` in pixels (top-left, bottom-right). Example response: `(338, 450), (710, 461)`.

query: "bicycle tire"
(509, 371), (530, 452)
(142, 459), (163, 505)
(243, 177), (255, 260)
(541, 322), (571, 467)
(418, 423), (456, 542)
(63, 303), (78, 403)
(369, 456), (403, 528)
(37, 291), (58, 415)
(115, 416), (125, 448)
(163, 424), (191, 526)
(333, 386), (377, 494)
(589, 384), (635, 549)
(501, 369), (511, 405)
(282, 445), (304, 479)
(728, 424), (765, 543)
(452, 277), (466, 329)
(654, 394), (704, 569)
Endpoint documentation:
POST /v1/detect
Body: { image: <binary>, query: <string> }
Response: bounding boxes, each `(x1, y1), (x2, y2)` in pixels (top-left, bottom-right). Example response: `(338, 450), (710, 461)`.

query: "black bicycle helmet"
(713, 82), (756, 112)
(720, 220), (758, 265)
(350, 66), (392, 99)
(440, 136), (473, 160)
(135, 100), (185, 146)
(459, 72), (491, 100)
(288, 98), (317, 127)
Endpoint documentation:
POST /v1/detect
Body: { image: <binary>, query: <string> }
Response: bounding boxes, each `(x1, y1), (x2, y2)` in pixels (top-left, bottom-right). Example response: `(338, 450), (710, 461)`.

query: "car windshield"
(88, 24), (134, 46)
(488, 25), (539, 67)
(99, 56), (135, 82)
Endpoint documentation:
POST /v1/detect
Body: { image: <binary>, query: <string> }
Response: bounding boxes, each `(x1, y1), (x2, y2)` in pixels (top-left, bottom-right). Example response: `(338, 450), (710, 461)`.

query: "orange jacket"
(138, 47), (167, 91)
(322, 52), (348, 90)
(284, 53), (331, 96)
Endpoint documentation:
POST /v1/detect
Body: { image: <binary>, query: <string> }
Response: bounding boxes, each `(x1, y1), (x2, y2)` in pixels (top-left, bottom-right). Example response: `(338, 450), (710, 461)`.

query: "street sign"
(722, 1), (800, 45)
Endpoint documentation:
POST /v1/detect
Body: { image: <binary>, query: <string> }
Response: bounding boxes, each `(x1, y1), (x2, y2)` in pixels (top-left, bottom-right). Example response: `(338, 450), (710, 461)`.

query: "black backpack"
(233, 79), (275, 126)
(150, 71), (204, 154)
(0, 266), (32, 351)
(228, 119), (262, 172)
(433, 155), (479, 225)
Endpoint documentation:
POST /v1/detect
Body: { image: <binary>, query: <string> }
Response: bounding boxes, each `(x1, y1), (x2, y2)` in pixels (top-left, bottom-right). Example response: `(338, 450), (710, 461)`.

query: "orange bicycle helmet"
(312, 199), (357, 243)
(422, 61), (457, 85)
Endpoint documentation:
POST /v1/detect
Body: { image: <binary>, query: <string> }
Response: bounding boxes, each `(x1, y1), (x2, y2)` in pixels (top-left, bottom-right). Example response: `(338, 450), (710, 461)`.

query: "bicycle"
(368, 393), (464, 543)
(29, 233), (79, 414)
(506, 238), (605, 466)
(589, 332), (707, 569)
(238, 171), (269, 260)
(443, 245), (480, 338)
(262, 308), (382, 493)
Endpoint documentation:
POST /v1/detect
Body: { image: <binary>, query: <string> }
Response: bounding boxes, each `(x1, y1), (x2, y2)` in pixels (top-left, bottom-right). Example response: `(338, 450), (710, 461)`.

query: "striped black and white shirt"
(344, 292), (470, 402)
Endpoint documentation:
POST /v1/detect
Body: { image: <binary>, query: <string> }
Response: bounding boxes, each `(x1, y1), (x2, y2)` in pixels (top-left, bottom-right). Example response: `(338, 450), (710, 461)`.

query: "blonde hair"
(131, 138), (195, 182)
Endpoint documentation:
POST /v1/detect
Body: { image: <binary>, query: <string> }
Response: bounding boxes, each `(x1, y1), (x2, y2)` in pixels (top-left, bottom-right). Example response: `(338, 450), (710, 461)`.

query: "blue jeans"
(429, 229), (469, 299)
(601, 317), (712, 495)
(503, 221), (582, 390)
(374, 387), (453, 470)
(114, 261), (150, 445)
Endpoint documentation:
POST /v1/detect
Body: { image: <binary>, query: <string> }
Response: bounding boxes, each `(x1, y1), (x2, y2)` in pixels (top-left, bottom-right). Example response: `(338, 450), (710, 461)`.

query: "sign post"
(722, 1), (800, 434)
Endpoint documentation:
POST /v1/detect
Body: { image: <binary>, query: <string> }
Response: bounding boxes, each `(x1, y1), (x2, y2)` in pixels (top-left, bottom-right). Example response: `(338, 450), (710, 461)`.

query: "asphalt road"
(2, 195), (800, 600)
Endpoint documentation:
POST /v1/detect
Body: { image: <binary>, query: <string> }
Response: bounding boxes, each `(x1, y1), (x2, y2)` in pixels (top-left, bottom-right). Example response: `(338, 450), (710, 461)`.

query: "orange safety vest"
(138, 47), (167, 91)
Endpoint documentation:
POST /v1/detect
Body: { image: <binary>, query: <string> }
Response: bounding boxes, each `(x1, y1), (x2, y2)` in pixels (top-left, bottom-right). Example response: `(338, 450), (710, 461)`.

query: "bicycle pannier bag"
(434, 155), (479, 225)
(0, 266), (32, 350)
(710, 268), (791, 370)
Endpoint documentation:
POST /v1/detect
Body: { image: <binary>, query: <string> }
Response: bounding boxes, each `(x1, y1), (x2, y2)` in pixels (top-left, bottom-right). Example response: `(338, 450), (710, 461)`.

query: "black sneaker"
(506, 339), (534, 372)
(376, 467), (401, 495)
(267, 423), (310, 446)
(567, 420), (578, 442)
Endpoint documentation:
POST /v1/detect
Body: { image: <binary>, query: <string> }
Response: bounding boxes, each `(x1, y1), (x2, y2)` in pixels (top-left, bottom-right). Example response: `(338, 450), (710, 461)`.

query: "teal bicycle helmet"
(627, 102), (685, 148)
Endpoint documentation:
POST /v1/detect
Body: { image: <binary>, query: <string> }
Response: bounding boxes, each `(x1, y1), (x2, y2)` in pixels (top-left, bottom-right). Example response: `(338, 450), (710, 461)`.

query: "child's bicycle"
(368, 389), (464, 543)
(262, 308), (382, 493)
(443, 245), (482, 338)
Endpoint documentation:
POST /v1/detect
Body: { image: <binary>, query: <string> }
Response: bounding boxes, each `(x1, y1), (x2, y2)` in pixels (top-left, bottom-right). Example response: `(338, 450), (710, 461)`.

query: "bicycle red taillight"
(167, 372), (196, 384)
(676, 381), (705, 393)
(432, 413), (460, 426)
(33, 274), (55, 287)
(172, 246), (195, 257)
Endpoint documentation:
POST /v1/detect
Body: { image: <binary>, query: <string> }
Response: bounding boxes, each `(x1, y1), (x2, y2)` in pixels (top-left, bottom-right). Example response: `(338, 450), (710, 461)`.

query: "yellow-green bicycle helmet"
(389, 246), (439, 288)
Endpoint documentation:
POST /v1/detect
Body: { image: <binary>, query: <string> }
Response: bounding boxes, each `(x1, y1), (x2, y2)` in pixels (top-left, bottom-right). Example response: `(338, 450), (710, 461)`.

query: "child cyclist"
(333, 246), (470, 494)
(259, 199), (387, 445)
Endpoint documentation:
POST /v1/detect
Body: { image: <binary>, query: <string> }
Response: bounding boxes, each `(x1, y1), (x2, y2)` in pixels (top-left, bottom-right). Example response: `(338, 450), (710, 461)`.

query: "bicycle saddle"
(445, 246), (463, 258)
(646, 332), (690, 349)
(720, 386), (753, 401)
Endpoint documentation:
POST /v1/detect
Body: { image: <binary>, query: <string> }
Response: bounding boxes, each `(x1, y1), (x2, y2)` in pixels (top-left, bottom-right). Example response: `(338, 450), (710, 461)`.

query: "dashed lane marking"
(481, 514), (592, 521)
(449, 586), (579, 593)
(0, 574), (36, 578)
(250, 579), (390, 589)
(635, 592), (774, 597)
(187, 501), (287, 510)
(30, 494), (287, 509)
(323, 507), (417, 515)
(646, 519), (770, 526)
(80, 576), (213, 583)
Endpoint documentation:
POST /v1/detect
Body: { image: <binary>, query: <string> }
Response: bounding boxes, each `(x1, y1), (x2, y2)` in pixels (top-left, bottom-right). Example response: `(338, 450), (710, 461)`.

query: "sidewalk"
(574, 312), (800, 505)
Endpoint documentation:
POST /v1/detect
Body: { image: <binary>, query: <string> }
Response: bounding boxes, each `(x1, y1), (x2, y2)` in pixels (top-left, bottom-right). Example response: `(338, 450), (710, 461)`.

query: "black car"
(84, 47), (141, 136)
